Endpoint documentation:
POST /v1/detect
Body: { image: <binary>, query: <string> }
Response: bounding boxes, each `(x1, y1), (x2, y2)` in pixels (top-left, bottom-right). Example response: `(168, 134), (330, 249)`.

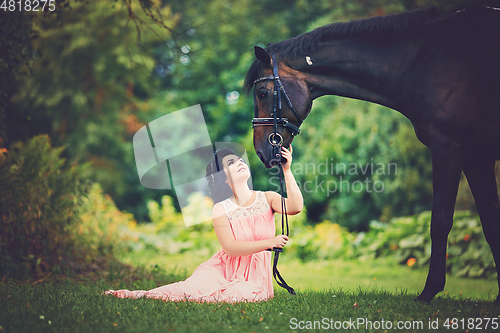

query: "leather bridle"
(251, 54), (304, 146)
(251, 53), (303, 295)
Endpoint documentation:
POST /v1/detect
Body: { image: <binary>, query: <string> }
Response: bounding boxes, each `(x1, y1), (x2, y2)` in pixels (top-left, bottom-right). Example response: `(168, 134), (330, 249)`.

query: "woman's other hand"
(268, 235), (289, 249)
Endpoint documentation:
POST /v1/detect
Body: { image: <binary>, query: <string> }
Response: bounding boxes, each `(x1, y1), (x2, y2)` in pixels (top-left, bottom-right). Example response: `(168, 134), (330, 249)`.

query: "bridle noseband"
(251, 54), (304, 146)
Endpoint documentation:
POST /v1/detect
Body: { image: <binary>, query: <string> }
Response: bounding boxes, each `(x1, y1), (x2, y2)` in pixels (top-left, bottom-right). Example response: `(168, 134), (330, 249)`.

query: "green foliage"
(132, 0), (499, 226)
(276, 207), (356, 262)
(148, 0), (343, 200)
(293, 97), (433, 231)
(73, 182), (137, 259)
(294, 221), (356, 262)
(120, 194), (220, 258)
(357, 211), (496, 279)
(0, 135), (86, 279)
(5, 0), (498, 241)
(118, 189), (496, 280)
(0, 135), (142, 280)
(7, 0), (179, 220)
(147, 195), (181, 233)
(0, 9), (38, 139)
(270, 207), (495, 280)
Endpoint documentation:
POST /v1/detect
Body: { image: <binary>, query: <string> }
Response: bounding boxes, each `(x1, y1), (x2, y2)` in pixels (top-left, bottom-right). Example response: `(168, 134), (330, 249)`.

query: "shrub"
(120, 194), (220, 257)
(283, 208), (495, 279)
(73, 182), (137, 259)
(0, 135), (87, 279)
(279, 207), (357, 262)
(356, 211), (496, 279)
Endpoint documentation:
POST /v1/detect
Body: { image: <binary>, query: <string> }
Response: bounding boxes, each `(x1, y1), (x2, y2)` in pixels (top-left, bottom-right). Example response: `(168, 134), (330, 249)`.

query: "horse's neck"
(292, 35), (424, 113)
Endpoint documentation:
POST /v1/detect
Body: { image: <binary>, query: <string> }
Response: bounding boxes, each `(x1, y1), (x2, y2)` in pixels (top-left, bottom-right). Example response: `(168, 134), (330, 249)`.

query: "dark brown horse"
(244, 6), (500, 303)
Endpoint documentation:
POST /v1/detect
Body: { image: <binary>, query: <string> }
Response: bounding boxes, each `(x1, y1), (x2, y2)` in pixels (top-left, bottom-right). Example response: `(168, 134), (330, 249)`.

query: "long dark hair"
(205, 148), (237, 204)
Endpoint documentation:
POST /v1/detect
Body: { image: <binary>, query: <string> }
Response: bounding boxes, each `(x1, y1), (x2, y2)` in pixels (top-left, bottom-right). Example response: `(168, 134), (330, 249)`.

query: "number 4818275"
(443, 318), (498, 330)
(1, 0), (56, 12)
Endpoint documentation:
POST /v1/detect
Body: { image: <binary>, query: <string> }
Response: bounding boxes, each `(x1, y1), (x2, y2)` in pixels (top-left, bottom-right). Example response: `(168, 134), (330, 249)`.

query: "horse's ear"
(254, 46), (271, 66)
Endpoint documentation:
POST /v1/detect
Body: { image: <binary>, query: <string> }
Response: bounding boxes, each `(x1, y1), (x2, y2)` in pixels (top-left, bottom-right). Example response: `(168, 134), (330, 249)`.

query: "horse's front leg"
(415, 132), (463, 304)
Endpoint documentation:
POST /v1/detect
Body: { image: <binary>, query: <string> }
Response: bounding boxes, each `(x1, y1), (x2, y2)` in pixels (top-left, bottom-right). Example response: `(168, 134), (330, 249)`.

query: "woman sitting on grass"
(104, 146), (303, 302)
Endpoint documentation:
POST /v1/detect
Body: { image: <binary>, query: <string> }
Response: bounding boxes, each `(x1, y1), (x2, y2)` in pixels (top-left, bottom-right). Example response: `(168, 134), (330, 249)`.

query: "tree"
(4, 0), (495, 224)
(4, 0), (179, 219)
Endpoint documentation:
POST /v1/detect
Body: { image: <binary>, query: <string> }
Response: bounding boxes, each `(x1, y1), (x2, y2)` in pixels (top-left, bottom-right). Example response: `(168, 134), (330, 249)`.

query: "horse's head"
(245, 46), (312, 169)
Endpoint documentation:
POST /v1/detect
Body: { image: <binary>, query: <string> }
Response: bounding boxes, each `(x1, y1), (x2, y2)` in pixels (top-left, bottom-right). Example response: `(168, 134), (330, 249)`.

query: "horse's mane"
(244, 6), (442, 94)
(270, 6), (441, 56)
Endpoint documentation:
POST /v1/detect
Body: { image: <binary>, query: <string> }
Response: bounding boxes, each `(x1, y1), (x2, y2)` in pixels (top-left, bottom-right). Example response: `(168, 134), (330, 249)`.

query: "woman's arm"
(266, 145), (304, 215)
(212, 203), (289, 257)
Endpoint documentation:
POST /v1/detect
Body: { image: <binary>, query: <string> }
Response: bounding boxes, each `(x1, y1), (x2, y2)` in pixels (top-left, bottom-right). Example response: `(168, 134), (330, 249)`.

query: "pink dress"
(104, 191), (275, 302)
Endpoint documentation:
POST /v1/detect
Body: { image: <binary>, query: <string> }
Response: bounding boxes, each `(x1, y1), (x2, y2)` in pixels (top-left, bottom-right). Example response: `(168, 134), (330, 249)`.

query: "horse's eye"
(258, 90), (268, 99)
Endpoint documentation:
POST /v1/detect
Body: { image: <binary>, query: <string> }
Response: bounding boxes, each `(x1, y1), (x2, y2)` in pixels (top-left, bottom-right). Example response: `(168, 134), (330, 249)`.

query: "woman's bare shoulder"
(212, 201), (225, 216)
(264, 191), (280, 199)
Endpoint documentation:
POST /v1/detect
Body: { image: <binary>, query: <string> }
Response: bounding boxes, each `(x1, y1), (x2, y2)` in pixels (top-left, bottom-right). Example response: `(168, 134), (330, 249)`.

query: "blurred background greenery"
(1, 0), (499, 282)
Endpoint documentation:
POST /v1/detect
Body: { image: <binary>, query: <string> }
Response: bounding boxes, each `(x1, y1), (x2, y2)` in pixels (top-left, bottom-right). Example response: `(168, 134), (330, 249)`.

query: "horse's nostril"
(270, 156), (280, 167)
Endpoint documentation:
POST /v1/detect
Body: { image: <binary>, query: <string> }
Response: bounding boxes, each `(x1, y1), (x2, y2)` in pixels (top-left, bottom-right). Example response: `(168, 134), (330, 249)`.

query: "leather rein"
(252, 53), (304, 295)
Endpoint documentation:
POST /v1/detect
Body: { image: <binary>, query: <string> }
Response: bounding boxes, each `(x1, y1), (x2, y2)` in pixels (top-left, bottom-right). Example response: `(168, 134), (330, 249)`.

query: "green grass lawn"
(116, 248), (499, 301)
(1, 254), (499, 332)
(277, 257), (499, 301)
(1, 277), (499, 333)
